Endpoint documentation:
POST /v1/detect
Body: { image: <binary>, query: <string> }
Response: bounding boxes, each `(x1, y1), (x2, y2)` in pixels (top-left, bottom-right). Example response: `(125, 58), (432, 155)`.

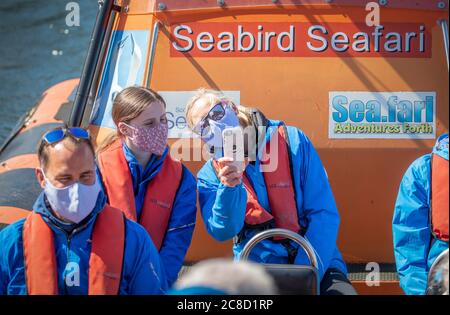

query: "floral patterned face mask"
(123, 122), (168, 155)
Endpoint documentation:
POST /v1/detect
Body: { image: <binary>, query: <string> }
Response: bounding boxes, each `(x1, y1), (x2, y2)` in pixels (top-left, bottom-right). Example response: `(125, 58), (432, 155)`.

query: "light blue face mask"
(42, 169), (101, 224)
(201, 104), (240, 159)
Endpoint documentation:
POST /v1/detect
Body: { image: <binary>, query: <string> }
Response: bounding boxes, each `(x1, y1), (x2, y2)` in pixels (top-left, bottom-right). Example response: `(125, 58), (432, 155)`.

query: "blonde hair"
(185, 88), (252, 130)
(175, 259), (278, 295)
(97, 86), (166, 153)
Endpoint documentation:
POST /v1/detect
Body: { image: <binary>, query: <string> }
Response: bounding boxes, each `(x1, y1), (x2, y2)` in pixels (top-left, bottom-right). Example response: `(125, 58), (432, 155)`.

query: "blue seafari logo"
(329, 92), (436, 139)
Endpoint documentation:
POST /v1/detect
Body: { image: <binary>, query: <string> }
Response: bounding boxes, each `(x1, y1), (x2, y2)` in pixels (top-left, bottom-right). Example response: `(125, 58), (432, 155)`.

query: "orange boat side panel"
(0, 79), (79, 226)
(0, 207), (29, 225)
(0, 154), (39, 175)
(18, 79), (79, 135)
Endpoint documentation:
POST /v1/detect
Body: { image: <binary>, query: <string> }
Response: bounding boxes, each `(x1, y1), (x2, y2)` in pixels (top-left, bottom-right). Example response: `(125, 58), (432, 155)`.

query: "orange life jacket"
(430, 153), (449, 242)
(97, 139), (182, 250)
(213, 125), (301, 234)
(22, 205), (125, 295)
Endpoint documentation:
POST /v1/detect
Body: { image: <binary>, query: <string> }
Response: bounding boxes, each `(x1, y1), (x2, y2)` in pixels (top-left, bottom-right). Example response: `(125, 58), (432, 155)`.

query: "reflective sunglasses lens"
(69, 127), (89, 139)
(200, 119), (212, 138)
(208, 104), (225, 121)
(43, 129), (65, 144)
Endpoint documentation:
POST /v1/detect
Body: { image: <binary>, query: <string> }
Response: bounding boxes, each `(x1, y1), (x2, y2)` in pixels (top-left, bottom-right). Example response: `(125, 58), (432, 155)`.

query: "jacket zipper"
(65, 233), (72, 295)
(50, 222), (90, 295)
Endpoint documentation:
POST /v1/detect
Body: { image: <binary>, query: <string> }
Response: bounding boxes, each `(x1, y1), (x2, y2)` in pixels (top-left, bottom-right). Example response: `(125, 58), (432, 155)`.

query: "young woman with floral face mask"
(97, 86), (197, 287)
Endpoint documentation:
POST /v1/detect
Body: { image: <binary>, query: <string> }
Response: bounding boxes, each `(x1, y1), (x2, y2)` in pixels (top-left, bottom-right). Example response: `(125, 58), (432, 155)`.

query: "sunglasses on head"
(193, 101), (231, 137)
(43, 127), (90, 145)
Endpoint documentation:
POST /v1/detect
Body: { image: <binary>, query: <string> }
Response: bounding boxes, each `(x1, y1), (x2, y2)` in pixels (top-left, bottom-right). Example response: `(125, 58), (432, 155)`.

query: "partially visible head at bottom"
(172, 258), (278, 295)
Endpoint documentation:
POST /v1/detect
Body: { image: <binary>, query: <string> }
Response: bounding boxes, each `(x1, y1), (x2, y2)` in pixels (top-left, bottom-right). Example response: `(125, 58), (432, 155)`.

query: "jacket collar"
(33, 190), (107, 235)
(122, 141), (168, 184)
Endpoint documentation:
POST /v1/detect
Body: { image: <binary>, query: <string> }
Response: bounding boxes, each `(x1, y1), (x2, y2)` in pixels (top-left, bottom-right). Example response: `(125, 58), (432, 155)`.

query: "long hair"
(96, 86), (166, 154)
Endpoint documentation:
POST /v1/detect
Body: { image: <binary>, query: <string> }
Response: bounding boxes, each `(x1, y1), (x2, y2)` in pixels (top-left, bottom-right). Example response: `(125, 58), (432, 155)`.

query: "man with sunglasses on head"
(0, 126), (167, 295)
(185, 88), (357, 295)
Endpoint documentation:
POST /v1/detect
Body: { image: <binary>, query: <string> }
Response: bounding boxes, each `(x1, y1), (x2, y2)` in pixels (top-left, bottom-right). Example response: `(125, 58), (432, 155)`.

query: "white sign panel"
(160, 91), (241, 138)
(329, 91), (436, 139)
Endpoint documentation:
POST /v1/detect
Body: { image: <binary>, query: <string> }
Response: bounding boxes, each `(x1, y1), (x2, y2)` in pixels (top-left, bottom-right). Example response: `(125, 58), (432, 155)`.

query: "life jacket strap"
(279, 239), (299, 265)
(233, 219), (275, 245)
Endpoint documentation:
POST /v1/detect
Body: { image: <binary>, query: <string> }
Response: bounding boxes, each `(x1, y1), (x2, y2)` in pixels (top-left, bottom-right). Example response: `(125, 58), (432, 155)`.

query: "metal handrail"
(150, 0), (449, 13)
(426, 248), (449, 295)
(239, 228), (319, 270)
(146, 21), (161, 87)
(80, 4), (119, 128)
(69, 0), (115, 127)
(439, 19), (449, 71)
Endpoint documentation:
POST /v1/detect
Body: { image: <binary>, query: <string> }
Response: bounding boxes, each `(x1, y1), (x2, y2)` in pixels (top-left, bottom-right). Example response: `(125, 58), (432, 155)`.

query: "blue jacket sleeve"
(0, 220), (26, 295)
(124, 220), (168, 295)
(197, 161), (248, 241)
(0, 228), (9, 294)
(289, 129), (341, 280)
(159, 166), (197, 287)
(392, 155), (431, 295)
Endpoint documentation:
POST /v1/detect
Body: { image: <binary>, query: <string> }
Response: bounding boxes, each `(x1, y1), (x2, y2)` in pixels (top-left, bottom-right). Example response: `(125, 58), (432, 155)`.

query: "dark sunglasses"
(193, 102), (227, 137)
(43, 127), (90, 145)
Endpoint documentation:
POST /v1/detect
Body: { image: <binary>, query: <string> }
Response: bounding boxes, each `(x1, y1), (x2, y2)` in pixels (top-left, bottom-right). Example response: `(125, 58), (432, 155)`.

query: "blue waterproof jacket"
(393, 133), (449, 295)
(108, 143), (197, 287)
(0, 190), (167, 295)
(197, 119), (347, 280)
